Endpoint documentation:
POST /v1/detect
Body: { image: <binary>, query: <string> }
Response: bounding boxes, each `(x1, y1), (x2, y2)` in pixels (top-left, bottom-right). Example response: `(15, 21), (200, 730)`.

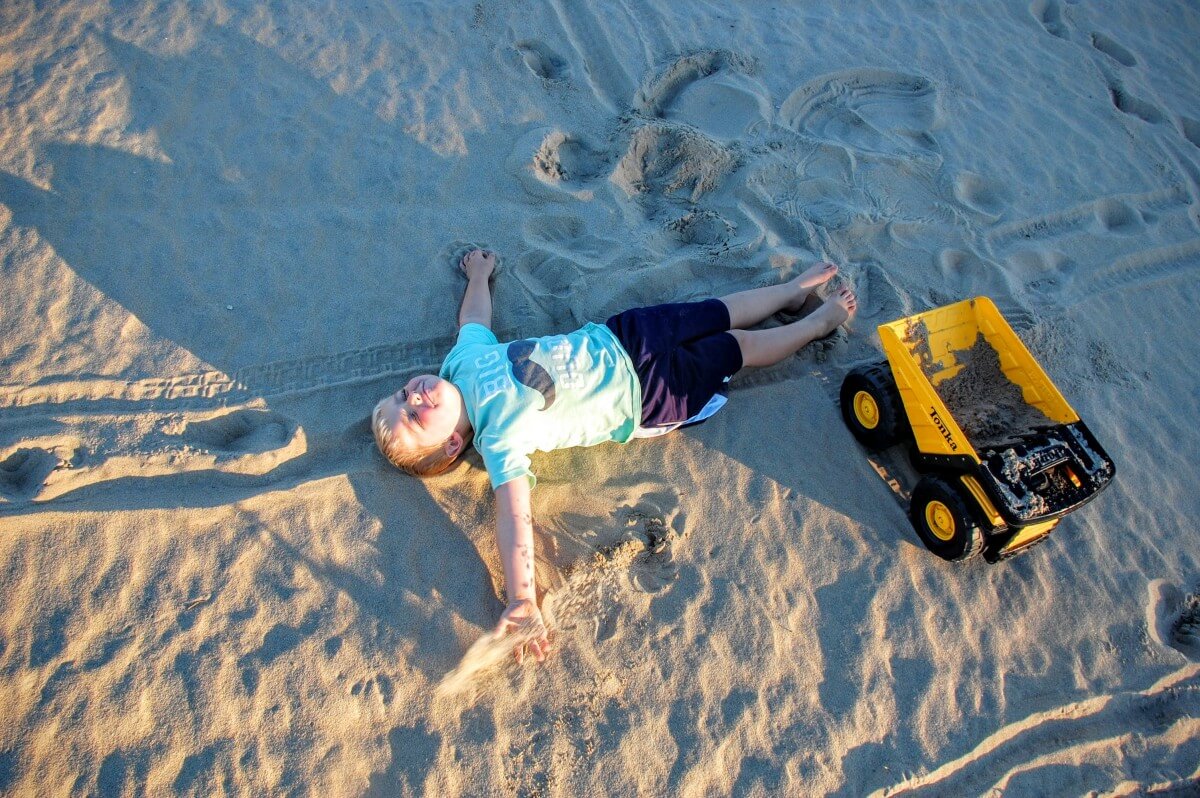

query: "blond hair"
(372, 401), (471, 477)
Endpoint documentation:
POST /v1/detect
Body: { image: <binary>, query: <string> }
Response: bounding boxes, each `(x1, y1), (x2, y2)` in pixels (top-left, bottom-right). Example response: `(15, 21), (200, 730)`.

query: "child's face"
(375, 375), (465, 452)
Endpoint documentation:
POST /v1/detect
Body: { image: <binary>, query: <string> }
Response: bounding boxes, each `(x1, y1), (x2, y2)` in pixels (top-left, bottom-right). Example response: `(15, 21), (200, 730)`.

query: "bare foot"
(783, 262), (839, 312)
(807, 287), (857, 336)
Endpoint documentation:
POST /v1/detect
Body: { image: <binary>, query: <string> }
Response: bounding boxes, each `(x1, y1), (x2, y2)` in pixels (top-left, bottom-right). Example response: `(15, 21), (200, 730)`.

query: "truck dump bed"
(877, 297), (1114, 526)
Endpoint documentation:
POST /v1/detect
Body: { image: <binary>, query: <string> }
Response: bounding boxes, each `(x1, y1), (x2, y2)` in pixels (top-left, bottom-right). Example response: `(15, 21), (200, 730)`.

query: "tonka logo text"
(929, 408), (958, 451)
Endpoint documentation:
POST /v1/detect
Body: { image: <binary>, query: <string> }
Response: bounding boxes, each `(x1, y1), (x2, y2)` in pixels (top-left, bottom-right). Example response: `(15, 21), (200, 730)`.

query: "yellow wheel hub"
(925, 500), (956, 541)
(853, 391), (880, 430)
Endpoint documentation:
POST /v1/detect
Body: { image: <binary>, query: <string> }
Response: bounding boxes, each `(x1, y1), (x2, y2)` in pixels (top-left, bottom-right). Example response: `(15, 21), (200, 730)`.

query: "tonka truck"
(840, 297), (1115, 563)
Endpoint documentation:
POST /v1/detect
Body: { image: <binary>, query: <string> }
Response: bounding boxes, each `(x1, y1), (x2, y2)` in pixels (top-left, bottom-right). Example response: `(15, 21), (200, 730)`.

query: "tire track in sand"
(985, 185), (1188, 249)
(0, 327), (523, 416)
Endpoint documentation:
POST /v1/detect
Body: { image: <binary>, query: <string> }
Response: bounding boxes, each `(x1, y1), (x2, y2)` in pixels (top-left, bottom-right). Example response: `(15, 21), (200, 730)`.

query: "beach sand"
(2, 1), (1199, 794)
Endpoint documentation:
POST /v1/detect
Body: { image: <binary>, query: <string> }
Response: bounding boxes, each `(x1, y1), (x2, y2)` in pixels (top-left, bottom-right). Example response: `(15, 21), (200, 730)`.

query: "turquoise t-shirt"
(440, 323), (642, 489)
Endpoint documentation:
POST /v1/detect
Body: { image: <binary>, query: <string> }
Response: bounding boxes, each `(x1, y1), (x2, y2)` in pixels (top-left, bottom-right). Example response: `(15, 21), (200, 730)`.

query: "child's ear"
(445, 432), (465, 458)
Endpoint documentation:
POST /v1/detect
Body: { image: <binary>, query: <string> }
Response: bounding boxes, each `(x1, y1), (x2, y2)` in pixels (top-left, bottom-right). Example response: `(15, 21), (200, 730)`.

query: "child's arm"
(458, 249), (495, 329)
(492, 477), (552, 663)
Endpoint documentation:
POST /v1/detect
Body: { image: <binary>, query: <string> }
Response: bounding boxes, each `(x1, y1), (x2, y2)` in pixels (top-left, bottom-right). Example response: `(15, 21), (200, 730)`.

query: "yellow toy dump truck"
(840, 297), (1115, 563)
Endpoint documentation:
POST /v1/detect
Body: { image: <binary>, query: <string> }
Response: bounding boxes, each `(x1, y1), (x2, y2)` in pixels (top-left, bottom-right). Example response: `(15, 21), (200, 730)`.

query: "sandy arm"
(493, 477), (552, 663)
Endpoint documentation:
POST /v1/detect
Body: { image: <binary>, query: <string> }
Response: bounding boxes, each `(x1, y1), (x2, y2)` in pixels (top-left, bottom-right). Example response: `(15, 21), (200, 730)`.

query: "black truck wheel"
(840, 362), (909, 449)
(909, 474), (984, 562)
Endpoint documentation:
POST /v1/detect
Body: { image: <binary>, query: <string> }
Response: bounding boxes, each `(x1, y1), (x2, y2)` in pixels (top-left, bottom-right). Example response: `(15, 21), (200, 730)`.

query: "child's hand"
(460, 249), (496, 281)
(494, 597), (552, 664)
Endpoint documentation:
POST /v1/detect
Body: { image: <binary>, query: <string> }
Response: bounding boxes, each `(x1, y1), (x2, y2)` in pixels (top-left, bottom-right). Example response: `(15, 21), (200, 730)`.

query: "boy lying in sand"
(373, 249), (856, 663)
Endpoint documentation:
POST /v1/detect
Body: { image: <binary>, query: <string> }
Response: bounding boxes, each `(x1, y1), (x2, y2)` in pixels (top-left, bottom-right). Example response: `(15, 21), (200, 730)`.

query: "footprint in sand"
(515, 40), (570, 82)
(531, 130), (608, 187)
(938, 248), (997, 287)
(1005, 246), (1075, 284)
(953, 171), (1008, 220)
(512, 249), (583, 302)
(0, 447), (60, 501)
(0, 407), (306, 506)
(1148, 580), (1200, 661)
(1092, 197), (1145, 234)
(1178, 117), (1200, 151)
(509, 248), (588, 327)
(844, 259), (913, 328)
(1031, 0), (1070, 39)
(779, 69), (940, 158)
(1106, 77), (1166, 125)
(181, 408), (296, 455)
(507, 127), (609, 201)
(1090, 32), (1138, 67)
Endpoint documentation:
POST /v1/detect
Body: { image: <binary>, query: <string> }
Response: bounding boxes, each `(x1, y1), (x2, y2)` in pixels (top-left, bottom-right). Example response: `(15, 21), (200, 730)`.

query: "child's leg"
(719, 262), (837, 329)
(729, 288), (857, 367)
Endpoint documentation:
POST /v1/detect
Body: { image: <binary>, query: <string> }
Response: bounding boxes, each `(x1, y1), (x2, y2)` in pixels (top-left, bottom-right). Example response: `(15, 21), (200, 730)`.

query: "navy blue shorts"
(605, 298), (743, 428)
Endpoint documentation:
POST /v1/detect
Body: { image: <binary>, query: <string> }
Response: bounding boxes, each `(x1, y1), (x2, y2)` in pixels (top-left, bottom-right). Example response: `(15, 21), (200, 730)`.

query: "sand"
(2, 1), (1199, 795)
(915, 330), (1058, 449)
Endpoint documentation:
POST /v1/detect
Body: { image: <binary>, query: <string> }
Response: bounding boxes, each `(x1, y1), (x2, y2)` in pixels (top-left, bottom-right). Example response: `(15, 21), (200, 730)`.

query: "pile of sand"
(917, 331), (1057, 448)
